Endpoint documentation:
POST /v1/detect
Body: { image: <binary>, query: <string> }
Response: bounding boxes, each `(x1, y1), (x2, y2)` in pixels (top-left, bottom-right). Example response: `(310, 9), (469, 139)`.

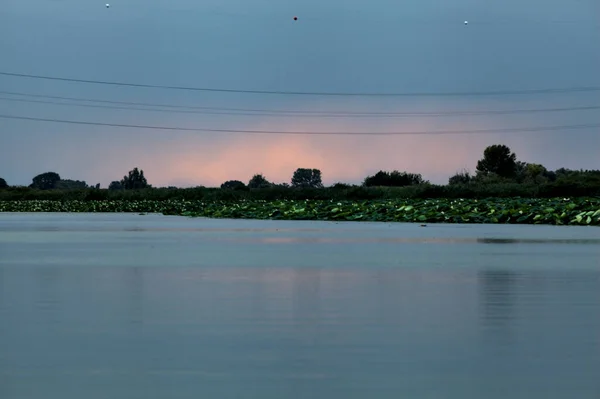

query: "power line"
(1, 114), (599, 136)
(0, 97), (319, 117)
(0, 90), (334, 114)
(2, 71), (600, 97)
(2, 92), (600, 118)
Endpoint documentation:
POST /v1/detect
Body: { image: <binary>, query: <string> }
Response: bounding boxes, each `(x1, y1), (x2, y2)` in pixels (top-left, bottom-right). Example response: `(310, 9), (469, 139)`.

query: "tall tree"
(30, 172), (61, 190)
(476, 145), (518, 178)
(108, 181), (124, 190)
(248, 174), (272, 189)
(448, 169), (472, 185)
(0, 177), (7, 189)
(291, 168), (323, 188)
(515, 162), (551, 184)
(120, 167), (150, 189)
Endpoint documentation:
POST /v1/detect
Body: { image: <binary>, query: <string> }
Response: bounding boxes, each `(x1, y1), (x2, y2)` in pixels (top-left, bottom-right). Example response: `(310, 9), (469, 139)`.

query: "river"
(1, 213), (599, 398)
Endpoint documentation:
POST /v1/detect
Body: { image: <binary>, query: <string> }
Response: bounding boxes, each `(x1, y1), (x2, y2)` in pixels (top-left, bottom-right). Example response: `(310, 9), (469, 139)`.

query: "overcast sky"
(1, 0), (599, 187)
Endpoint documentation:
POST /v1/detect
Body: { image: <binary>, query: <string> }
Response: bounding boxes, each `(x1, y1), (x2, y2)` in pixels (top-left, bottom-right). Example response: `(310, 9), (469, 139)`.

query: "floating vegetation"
(1, 198), (599, 226)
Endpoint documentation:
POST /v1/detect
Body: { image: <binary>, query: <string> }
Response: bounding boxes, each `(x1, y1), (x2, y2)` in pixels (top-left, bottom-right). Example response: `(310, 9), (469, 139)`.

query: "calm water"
(1, 213), (599, 399)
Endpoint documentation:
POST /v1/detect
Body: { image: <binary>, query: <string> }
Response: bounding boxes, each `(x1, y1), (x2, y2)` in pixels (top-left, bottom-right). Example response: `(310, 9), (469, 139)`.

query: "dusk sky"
(1, 0), (599, 187)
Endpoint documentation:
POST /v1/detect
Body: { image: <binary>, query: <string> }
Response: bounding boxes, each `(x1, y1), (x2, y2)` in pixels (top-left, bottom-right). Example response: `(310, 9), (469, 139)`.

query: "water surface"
(1, 213), (599, 398)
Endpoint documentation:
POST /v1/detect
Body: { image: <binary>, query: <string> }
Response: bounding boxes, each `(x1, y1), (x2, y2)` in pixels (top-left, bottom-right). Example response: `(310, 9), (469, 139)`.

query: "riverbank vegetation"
(1, 144), (599, 224)
(1, 177), (599, 202)
(1, 198), (599, 225)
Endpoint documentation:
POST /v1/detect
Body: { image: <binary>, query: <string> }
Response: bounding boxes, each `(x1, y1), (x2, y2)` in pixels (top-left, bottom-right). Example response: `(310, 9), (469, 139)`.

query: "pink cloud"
(125, 117), (501, 187)
(63, 112), (549, 188)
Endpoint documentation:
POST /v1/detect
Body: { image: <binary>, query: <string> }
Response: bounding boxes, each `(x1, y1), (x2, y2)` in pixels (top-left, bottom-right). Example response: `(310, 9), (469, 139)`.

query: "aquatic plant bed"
(1, 198), (599, 225)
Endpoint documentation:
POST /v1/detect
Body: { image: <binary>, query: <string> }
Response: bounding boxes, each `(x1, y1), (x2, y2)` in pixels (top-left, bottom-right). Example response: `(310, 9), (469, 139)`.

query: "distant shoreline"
(1, 198), (598, 226)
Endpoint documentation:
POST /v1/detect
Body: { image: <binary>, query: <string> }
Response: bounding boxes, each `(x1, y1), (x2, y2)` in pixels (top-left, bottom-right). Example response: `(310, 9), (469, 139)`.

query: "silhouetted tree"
(448, 169), (472, 185)
(221, 180), (247, 190)
(552, 168), (600, 184)
(0, 177), (7, 189)
(514, 161), (527, 181)
(120, 168), (150, 189)
(331, 182), (353, 189)
(363, 170), (426, 187)
(363, 171), (387, 186)
(30, 172), (61, 190)
(291, 168), (323, 188)
(476, 145), (518, 179)
(108, 181), (124, 190)
(514, 162), (552, 184)
(248, 174), (272, 189)
(55, 179), (88, 189)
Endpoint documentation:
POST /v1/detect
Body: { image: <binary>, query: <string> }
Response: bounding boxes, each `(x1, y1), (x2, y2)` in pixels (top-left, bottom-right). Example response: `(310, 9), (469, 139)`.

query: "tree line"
(1, 144), (599, 200)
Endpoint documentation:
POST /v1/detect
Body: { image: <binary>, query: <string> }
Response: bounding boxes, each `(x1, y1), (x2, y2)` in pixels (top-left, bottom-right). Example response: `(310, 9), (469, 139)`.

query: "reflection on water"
(125, 267), (144, 327)
(2, 213), (600, 247)
(1, 214), (600, 398)
(479, 270), (517, 325)
(479, 270), (518, 348)
(1, 264), (599, 399)
(476, 238), (600, 245)
(250, 237), (600, 245)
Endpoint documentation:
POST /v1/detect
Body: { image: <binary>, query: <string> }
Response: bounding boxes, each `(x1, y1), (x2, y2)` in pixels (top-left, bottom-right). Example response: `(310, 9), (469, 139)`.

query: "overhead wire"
(1, 91), (600, 118)
(1, 114), (599, 136)
(2, 71), (600, 97)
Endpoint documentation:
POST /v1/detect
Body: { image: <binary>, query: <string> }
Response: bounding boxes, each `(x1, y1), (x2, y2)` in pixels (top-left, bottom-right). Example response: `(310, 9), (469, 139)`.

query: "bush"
(1, 180), (599, 202)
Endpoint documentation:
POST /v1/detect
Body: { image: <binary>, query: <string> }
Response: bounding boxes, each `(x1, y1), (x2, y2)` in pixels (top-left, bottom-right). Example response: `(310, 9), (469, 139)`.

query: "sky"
(1, 0), (599, 187)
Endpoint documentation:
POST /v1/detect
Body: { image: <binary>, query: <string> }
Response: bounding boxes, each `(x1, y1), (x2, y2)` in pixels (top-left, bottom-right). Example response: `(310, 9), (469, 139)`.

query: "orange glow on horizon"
(124, 118), (501, 187)
(79, 116), (536, 188)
